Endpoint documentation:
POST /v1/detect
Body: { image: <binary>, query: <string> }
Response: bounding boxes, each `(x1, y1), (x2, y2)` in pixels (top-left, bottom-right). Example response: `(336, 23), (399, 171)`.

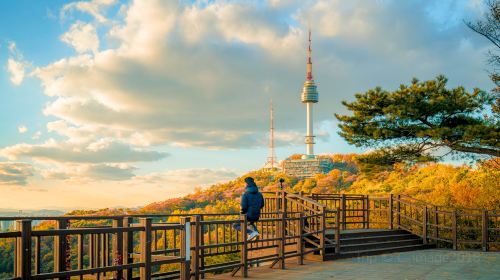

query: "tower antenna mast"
(264, 99), (277, 169)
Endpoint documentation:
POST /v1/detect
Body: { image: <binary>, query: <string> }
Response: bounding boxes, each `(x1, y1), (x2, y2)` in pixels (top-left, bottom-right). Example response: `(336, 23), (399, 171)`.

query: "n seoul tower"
(301, 29), (318, 159)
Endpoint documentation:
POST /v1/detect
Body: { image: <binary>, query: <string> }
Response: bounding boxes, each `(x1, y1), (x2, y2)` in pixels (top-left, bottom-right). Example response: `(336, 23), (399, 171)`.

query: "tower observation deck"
(282, 29), (333, 178)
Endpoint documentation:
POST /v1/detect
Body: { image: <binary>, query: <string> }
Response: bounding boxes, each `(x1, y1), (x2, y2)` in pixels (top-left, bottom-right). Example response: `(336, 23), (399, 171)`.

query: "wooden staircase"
(321, 229), (435, 260)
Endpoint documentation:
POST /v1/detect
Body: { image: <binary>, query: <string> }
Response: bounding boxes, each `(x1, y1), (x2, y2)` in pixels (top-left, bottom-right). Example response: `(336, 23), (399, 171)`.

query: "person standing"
(240, 176), (264, 240)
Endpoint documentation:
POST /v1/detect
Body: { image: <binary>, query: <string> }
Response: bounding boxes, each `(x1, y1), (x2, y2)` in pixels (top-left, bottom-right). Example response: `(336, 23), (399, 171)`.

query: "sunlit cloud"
(0, 162), (34, 186)
(18, 125), (28, 134)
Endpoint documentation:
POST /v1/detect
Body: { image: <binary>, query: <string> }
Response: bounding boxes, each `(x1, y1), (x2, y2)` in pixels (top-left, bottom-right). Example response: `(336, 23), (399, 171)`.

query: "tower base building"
(282, 157), (333, 178)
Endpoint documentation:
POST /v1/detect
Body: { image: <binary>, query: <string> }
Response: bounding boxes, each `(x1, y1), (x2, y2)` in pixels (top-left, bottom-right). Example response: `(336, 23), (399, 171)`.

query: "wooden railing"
(0, 191), (337, 280)
(309, 193), (500, 251)
(1, 192), (498, 279)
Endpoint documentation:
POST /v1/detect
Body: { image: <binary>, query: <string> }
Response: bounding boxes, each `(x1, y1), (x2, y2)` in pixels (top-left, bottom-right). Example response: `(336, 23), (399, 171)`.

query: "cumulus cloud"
(132, 168), (239, 189)
(25, 0), (490, 153)
(6, 42), (29, 86)
(61, 0), (116, 23)
(18, 125), (28, 134)
(0, 162), (34, 186)
(0, 138), (168, 163)
(60, 21), (100, 53)
(41, 163), (136, 181)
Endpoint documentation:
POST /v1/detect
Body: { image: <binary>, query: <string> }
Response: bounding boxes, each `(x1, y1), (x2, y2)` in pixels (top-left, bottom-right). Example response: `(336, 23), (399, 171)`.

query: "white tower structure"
(301, 30), (319, 159)
(264, 100), (278, 169)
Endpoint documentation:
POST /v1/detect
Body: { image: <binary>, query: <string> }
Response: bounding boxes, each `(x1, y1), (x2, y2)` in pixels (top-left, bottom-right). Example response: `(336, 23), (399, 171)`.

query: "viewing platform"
(0, 192), (498, 279)
(209, 250), (500, 280)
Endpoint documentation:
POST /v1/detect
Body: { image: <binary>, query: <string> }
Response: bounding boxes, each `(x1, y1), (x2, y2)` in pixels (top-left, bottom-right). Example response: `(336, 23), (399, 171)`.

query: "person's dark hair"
(244, 177), (254, 184)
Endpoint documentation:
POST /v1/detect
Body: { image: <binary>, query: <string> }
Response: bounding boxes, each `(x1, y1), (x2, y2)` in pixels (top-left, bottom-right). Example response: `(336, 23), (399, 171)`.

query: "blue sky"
(0, 0), (493, 209)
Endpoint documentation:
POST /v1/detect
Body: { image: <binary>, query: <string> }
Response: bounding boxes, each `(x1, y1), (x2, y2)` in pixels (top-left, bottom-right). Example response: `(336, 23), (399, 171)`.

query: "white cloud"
(132, 168), (239, 190)
(0, 162), (34, 186)
(6, 41), (30, 86)
(18, 125), (28, 134)
(0, 138), (168, 163)
(60, 21), (100, 53)
(61, 0), (117, 23)
(32, 131), (42, 140)
(7, 59), (26, 85)
(41, 163), (136, 181)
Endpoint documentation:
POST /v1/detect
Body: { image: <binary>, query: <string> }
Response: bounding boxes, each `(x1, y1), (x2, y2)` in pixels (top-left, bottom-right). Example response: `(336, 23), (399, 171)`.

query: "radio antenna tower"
(264, 100), (277, 169)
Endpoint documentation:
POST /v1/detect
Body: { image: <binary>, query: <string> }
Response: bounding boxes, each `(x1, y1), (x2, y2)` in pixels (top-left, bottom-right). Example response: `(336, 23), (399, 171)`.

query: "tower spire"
(307, 29), (313, 81)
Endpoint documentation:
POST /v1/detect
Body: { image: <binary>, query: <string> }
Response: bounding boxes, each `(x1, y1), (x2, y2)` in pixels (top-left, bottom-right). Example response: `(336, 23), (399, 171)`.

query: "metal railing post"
(180, 217), (191, 280)
(139, 218), (152, 279)
(482, 210), (488, 252)
(15, 220), (31, 280)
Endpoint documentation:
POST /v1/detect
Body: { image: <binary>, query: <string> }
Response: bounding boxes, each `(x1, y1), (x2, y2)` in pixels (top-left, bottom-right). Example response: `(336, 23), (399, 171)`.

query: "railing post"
(112, 218), (124, 280)
(341, 194), (346, 230)
(396, 195), (401, 229)
(240, 214), (248, 277)
(54, 219), (68, 280)
(200, 215), (206, 279)
(280, 212), (286, 269)
(122, 217), (133, 280)
(452, 210), (457, 250)
(482, 210), (488, 252)
(434, 206), (439, 245)
(139, 218), (152, 280)
(335, 208), (341, 255)
(320, 206), (326, 259)
(192, 215), (201, 280)
(297, 212), (304, 265)
(281, 190), (287, 215)
(366, 195), (370, 229)
(15, 220), (31, 280)
(275, 191), (281, 213)
(180, 217), (191, 280)
(389, 194), (394, 230)
(362, 195), (366, 229)
(422, 207), (427, 245)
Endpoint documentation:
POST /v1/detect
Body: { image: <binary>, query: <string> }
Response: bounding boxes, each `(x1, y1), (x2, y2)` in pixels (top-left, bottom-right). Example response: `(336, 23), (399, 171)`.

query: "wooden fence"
(1, 191), (498, 280)
(309, 193), (500, 251)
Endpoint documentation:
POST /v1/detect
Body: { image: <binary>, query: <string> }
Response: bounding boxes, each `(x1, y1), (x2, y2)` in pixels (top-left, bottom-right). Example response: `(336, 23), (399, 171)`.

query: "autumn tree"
(335, 75), (499, 165)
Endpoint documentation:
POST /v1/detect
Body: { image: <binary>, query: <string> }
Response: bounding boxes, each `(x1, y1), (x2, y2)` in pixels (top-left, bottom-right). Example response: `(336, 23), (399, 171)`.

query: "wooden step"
(330, 233), (419, 245)
(335, 238), (423, 253)
(337, 229), (409, 239)
(325, 244), (436, 260)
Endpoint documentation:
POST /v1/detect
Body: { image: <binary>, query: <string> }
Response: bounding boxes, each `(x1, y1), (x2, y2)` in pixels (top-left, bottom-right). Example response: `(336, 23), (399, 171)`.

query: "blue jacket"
(241, 182), (264, 222)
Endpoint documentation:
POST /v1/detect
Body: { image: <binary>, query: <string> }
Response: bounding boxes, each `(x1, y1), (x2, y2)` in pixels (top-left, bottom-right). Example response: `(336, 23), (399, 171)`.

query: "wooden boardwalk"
(209, 250), (500, 280)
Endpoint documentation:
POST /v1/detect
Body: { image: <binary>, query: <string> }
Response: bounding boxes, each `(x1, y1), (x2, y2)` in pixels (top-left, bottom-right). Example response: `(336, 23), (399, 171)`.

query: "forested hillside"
(141, 154), (500, 214)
